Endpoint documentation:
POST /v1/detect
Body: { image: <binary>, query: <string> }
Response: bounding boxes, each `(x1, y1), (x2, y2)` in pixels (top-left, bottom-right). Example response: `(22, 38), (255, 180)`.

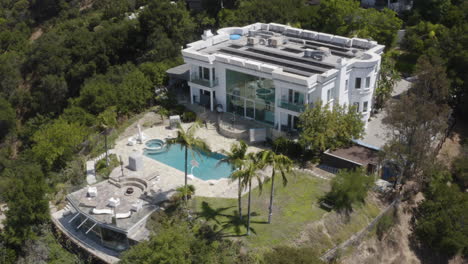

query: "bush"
(322, 168), (373, 213)
(173, 184), (196, 202)
(95, 154), (119, 179)
(272, 137), (303, 159)
(181, 111), (197, 123)
(376, 208), (396, 240)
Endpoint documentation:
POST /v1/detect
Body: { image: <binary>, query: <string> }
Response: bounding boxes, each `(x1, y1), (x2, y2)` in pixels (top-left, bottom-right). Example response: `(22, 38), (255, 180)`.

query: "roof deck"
(184, 23), (383, 78)
(67, 173), (159, 232)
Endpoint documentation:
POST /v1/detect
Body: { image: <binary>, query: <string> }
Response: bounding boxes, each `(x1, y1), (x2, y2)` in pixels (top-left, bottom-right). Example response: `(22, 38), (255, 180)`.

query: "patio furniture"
(87, 187), (97, 197)
(92, 208), (113, 215)
(127, 137), (137, 146)
(108, 197), (120, 207)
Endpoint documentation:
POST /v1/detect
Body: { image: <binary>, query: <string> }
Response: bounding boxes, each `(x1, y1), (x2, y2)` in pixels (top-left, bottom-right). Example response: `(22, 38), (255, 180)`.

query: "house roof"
(326, 145), (379, 166)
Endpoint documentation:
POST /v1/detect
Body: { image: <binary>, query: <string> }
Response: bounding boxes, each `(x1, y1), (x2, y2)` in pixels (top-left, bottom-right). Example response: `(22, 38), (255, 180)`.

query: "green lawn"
(189, 172), (382, 253)
(189, 172), (330, 249)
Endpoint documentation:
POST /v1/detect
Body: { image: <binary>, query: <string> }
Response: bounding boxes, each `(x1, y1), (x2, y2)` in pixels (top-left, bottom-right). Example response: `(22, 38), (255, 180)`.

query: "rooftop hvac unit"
(304, 48), (330, 61)
(269, 37), (282, 48)
(247, 37), (258, 46)
(259, 38), (267, 45)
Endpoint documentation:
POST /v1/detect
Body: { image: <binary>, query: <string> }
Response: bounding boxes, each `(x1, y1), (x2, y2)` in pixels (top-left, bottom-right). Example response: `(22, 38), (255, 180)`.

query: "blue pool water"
(144, 143), (233, 180)
(230, 34), (241, 40)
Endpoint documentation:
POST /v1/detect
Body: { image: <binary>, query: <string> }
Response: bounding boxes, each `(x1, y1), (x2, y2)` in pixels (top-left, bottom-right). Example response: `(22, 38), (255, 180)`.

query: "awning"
(166, 63), (190, 75)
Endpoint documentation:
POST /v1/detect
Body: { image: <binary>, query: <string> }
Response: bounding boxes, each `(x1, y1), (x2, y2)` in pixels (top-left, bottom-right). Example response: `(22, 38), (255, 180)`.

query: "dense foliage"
(120, 211), (254, 264)
(0, 0), (466, 262)
(299, 101), (364, 153)
(415, 171), (468, 257)
(323, 168), (373, 213)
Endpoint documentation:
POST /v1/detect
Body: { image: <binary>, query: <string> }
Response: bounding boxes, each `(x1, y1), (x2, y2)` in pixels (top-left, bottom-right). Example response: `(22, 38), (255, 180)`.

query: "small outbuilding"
(321, 142), (380, 174)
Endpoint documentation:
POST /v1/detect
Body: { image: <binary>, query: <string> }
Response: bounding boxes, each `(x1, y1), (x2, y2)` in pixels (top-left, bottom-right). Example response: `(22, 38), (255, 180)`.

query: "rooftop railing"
(277, 99), (305, 113)
(190, 73), (219, 88)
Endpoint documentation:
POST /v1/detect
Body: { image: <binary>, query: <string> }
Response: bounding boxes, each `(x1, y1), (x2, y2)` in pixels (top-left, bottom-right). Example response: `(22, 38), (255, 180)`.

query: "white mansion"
(181, 23), (384, 132)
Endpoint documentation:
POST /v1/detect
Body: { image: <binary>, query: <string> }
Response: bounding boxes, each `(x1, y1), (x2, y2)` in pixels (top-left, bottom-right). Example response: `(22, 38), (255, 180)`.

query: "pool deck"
(111, 121), (267, 199)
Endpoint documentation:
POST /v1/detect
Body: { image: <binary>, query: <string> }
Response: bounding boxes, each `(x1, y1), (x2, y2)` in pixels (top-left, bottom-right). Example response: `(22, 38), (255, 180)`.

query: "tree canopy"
(299, 101), (364, 152)
(31, 119), (88, 171)
(323, 168), (373, 213)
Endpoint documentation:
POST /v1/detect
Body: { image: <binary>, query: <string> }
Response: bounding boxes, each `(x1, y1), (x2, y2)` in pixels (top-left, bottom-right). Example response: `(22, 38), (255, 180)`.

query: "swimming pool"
(144, 143), (233, 181)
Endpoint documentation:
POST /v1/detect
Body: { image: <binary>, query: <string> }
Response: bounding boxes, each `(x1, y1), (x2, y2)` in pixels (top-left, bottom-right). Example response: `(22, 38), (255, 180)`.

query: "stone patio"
(111, 120), (267, 199)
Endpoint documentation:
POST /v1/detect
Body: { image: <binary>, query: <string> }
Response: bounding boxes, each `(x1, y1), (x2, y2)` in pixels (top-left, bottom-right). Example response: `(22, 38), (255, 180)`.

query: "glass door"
(245, 100), (255, 119)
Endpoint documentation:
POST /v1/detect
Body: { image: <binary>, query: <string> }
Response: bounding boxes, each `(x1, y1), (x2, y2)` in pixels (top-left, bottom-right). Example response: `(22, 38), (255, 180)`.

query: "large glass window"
(365, 77), (370, 88)
(101, 227), (129, 251)
(226, 69), (275, 125)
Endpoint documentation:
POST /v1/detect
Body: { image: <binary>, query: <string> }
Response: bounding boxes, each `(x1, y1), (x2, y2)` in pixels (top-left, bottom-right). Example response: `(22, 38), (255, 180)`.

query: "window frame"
(355, 77), (361, 89)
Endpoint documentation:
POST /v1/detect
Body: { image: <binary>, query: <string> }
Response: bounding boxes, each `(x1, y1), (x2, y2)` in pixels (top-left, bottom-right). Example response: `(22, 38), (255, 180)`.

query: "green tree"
(299, 101), (364, 153)
(2, 162), (49, 250)
(138, 0), (195, 62)
(166, 122), (210, 203)
(32, 74), (68, 115)
(0, 52), (23, 99)
(354, 8), (403, 48)
(31, 119), (88, 170)
(259, 150), (293, 224)
(232, 152), (263, 235)
(323, 168), (373, 213)
(382, 56), (451, 188)
(77, 64), (153, 114)
(0, 97), (16, 141)
(120, 214), (248, 263)
(218, 140), (249, 221)
(97, 106), (117, 166)
(374, 53), (401, 110)
(415, 178), (468, 256)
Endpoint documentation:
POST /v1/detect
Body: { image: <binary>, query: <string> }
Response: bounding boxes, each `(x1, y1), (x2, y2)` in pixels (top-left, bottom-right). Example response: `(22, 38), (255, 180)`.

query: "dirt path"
(29, 27), (43, 42)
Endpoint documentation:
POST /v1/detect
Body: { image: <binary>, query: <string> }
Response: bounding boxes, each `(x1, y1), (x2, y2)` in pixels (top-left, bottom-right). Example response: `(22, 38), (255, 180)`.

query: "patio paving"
(112, 120), (267, 199)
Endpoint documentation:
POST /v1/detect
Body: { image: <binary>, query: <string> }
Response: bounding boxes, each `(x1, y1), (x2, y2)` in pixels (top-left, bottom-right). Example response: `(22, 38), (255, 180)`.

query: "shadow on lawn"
(195, 201), (264, 236)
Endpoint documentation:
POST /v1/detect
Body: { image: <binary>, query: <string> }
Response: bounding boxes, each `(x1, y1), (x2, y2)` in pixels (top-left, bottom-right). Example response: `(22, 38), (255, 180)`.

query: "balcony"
(278, 99), (305, 113)
(190, 73), (218, 88)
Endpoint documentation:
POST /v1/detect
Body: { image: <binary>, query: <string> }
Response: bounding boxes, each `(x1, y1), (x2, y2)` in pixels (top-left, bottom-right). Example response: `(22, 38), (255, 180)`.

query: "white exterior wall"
(183, 23), (384, 131)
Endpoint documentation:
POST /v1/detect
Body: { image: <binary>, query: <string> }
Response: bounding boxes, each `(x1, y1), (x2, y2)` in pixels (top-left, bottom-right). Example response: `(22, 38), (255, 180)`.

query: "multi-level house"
(361, 0), (413, 13)
(181, 23), (384, 132)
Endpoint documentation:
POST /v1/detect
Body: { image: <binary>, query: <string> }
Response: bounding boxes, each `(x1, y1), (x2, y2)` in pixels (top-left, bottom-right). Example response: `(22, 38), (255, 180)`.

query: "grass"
(189, 172), (382, 254)
(189, 172), (330, 249)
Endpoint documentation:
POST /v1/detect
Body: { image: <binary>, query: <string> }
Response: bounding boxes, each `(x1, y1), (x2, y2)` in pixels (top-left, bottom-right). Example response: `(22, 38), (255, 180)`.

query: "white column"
(190, 86), (193, 104)
(210, 91), (214, 111)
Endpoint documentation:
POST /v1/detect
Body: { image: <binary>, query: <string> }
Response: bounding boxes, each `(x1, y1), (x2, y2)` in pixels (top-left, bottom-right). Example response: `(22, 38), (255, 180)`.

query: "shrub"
(322, 168), (373, 213)
(182, 111), (197, 123)
(173, 184), (196, 201)
(95, 154), (119, 179)
(272, 137), (303, 159)
(376, 208), (396, 240)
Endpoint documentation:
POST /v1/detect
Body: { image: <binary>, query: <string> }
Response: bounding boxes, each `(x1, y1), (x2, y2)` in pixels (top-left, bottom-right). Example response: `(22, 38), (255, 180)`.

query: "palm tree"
(97, 107), (117, 166)
(232, 152), (263, 236)
(259, 150), (293, 224)
(166, 121), (210, 203)
(218, 140), (248, 221)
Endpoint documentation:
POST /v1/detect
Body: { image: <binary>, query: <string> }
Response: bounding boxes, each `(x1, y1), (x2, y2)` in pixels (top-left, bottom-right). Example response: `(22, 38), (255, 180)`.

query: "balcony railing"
(190, 73), (218, 88)
(277, 99), (305, 112)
